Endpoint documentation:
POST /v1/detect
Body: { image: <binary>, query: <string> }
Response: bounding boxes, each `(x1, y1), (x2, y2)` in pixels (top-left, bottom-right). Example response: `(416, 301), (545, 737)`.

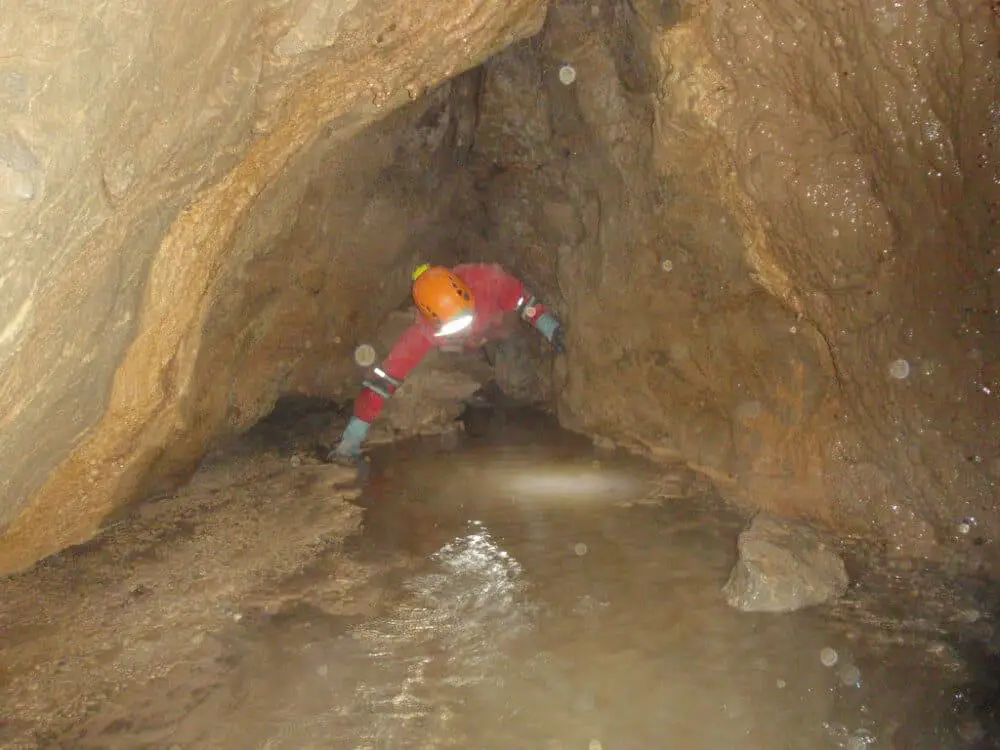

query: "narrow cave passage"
(0, 0), (997, 746)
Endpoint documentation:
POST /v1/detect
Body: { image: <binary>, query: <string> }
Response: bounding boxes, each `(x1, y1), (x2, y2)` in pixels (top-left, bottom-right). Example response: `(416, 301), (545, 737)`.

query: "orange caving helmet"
(411, 264), (475, 330)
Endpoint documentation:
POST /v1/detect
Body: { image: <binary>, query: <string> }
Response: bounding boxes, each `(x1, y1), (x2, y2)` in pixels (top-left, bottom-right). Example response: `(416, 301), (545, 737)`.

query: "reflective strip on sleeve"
(515, 294), (540, 322)
(362, 366), (404, 399)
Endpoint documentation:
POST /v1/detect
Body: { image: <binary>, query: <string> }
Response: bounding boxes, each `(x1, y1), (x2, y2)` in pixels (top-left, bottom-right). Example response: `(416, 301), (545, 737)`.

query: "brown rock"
(0, 0), (546, 574)
(467, 0), (999, 562)
(723, 514), (849, 613)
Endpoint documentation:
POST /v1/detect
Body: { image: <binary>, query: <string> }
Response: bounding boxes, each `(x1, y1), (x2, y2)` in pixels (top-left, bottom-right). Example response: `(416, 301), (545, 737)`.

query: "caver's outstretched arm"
(488, 266), (566, 353)
(328, 325), (433, 463)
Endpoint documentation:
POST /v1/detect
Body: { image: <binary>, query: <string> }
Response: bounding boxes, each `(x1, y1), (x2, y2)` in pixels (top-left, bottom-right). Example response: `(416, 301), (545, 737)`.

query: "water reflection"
(349, 523), (536, 747)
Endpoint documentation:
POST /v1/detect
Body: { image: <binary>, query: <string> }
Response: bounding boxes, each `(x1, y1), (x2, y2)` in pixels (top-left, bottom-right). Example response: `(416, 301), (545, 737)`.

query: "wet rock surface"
(0, 0), (546, 573)
(723, 513), (849, 613)
(0, 444), (393, 748)
(456, 0), (999, 561)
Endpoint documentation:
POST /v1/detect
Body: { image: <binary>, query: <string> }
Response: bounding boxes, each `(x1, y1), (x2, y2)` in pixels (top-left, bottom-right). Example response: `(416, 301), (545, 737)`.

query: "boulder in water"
(723, 514), (848, 613)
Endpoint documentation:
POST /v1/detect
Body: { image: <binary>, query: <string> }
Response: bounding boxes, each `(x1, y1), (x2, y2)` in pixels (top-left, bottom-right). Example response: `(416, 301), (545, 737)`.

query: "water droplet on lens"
(820, 647), (839, 667)
(889, 359), (910, 379)
(354, 343), (376, 367)
(838, 664), (861, 686)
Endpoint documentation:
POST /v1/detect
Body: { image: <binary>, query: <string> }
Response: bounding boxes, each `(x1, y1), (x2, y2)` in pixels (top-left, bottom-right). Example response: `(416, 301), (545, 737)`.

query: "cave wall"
(466, 0), (998, 558)
(0, 0), (546, 573)
(651, 0), (999, 557)
(0, 0), (995, 574)
(141, 83), (482, 498)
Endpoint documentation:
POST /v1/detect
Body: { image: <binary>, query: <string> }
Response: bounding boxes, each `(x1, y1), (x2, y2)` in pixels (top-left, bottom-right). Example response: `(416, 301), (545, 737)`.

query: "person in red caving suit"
(326, 262), (566, 465)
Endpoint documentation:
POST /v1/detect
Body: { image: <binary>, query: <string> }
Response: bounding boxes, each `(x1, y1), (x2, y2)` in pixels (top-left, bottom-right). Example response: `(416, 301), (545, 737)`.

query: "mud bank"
(0, 447), (388, 746)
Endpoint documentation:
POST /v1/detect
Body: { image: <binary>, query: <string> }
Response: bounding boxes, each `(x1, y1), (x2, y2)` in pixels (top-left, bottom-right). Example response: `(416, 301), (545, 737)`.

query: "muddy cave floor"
(1, 402), (1000, 749)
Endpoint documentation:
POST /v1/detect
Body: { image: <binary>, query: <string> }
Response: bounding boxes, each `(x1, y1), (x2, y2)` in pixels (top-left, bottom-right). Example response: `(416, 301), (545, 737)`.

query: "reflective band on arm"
(373, 367), (402, 387)
(515, 294), (540, 322)
(362, 366), (403, 399)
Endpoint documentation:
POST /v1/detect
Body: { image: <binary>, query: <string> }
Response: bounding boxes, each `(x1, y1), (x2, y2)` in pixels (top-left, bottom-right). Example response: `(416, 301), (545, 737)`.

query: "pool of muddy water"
(2, 408), (998, 748)
(205, 411), (999, 749)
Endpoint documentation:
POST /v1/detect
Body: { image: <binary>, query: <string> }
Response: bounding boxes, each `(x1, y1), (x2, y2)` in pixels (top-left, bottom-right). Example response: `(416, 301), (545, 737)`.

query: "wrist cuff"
(343, 416), (371, 442)
(535, 313), (560, 341)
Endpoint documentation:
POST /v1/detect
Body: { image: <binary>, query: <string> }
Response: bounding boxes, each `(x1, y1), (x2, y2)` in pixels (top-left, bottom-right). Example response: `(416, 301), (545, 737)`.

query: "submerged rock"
(723, 514), (848, 613)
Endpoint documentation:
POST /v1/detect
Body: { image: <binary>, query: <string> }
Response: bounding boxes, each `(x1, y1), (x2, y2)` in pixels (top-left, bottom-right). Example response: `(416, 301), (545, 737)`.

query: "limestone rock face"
(723, 514), (849, 613)
(643, 0), (998, 556)
(0, 0), (546, 573)
(463, 0), (999, 561)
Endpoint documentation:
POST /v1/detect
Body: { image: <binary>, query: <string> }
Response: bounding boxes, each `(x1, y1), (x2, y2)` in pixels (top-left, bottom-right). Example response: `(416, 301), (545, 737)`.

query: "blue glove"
(327, 417), (370, 464)
(535, 313), (565, 354)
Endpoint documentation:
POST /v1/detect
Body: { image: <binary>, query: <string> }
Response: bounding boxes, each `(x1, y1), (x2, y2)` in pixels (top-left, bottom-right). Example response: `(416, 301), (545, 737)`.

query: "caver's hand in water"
(323, 429), (372, 484)
(326, 416), (369, 467)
